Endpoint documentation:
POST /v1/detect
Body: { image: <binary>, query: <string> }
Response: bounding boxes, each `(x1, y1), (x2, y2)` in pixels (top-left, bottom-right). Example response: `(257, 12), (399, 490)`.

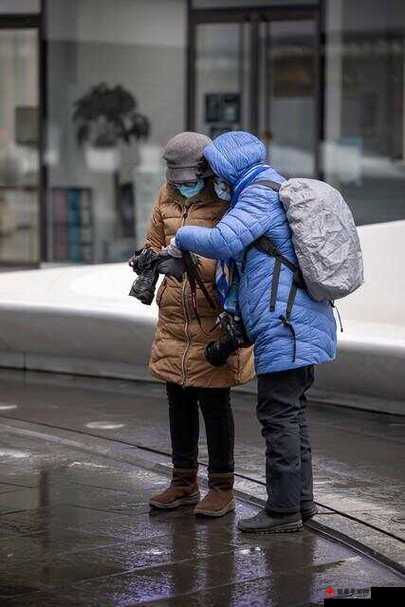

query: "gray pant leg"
(257, 366), (314, 513)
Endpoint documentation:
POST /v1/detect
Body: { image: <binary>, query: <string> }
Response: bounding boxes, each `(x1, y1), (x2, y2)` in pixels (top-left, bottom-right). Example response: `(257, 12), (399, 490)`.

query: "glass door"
(194, 21), (251, 138)
(191, 7), (319, 177)
(258, 18), (317, 177)
(0, 26), (40, 265)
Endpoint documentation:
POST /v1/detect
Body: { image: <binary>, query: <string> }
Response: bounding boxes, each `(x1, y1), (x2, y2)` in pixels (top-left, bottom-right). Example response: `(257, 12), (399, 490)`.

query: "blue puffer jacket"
(176, 131), (337, 374)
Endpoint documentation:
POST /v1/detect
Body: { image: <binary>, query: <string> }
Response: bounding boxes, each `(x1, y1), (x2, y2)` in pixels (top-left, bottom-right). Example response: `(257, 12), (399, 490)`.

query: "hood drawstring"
(330, 301), (344, 333)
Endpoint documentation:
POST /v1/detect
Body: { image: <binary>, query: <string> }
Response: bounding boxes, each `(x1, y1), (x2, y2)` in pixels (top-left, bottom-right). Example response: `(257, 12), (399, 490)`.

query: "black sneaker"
(238, 509), (303, 534)
(301, 503), (318, 523)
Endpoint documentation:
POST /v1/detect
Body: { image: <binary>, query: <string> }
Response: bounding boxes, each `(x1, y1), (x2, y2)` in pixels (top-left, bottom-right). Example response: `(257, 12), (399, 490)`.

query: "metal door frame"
(187, 3), (323, 177)
(0, 10), (45, 267)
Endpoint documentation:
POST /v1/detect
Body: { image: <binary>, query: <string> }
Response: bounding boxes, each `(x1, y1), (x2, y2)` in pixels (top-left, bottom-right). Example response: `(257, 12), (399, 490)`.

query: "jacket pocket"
(156, 279), (168, 307)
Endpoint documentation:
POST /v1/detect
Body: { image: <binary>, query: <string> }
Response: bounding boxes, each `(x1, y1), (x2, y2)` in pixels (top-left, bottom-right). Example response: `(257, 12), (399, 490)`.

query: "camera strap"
(182, 251), (217, 325)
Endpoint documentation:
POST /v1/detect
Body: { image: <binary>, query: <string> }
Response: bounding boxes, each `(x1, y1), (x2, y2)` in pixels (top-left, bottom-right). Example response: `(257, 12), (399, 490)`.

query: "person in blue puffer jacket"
(175, 131), (337, 534)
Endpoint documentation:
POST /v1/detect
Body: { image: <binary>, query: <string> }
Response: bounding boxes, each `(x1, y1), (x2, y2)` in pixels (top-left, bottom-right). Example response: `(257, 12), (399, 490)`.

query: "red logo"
(324, 586), (336, 598)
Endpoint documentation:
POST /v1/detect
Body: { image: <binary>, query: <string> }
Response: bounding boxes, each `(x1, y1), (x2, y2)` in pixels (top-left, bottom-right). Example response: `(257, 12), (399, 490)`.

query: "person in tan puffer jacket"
(142, 132), (254, 517)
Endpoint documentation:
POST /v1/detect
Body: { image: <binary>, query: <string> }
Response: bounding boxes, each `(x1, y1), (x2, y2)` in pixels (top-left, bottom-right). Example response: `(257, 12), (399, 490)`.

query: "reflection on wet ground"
(0, 432), (403, 605)
(1, 369), (404, 539)
(0, 370), (404, 605)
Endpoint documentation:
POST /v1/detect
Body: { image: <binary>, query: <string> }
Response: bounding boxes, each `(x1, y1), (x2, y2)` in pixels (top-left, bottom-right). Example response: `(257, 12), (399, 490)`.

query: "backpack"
(255, 178), (364, 303)
(249, 178), (364, 359)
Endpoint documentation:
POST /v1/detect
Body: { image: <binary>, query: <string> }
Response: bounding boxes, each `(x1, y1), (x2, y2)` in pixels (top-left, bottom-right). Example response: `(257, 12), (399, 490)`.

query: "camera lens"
(129, 274), (158, 305)
(204, 338), (237, 367)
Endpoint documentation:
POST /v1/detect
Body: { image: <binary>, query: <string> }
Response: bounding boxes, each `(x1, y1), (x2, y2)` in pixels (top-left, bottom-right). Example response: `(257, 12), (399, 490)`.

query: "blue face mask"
(177, 179), (205, 199)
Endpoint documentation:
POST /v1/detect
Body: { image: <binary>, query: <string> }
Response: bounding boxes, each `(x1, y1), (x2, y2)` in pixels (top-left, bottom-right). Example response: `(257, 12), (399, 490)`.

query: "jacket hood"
(203, 131), (267, 186)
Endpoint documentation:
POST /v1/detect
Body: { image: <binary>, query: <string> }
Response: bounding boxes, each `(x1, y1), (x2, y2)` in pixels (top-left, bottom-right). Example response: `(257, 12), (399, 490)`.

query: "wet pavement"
(0, 369), (405, 605)
(1, 371), (404, 539)
(0, 426), (404, 606)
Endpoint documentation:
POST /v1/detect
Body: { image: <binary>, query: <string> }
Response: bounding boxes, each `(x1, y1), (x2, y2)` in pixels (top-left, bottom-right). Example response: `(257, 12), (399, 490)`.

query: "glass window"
(0, 0), (40, 13)
(324, 0), (405, 225)
(194, 17), (317, 177)
(0, 28), (39, 264)
(259, 19), (317, 177)
(195, 23), (246, 137)
(46, 0), (186, 263)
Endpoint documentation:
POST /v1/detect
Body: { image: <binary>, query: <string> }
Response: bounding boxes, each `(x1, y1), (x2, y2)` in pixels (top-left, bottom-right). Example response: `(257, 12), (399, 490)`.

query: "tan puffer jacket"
(145, 181), (254, 388)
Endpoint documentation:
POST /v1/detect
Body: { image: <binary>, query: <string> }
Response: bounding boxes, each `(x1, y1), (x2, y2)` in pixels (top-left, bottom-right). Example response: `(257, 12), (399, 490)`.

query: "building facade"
(0, 0), (404, 266)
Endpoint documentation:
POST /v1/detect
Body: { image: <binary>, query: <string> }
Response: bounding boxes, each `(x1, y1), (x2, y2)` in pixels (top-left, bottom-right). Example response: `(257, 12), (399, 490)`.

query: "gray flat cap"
(163, 131), (212, 183)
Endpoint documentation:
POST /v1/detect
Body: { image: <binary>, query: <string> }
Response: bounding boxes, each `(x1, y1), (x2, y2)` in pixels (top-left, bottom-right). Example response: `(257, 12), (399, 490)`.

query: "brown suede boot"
(149, 468), (200, 510)
(194, 472), (235, 517)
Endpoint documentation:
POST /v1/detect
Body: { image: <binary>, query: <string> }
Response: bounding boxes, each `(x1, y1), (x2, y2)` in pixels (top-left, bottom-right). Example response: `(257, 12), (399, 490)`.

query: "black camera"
(129, 248), (186, 305)
(129, 249), (161, 305)
(205, 312), (250, 367)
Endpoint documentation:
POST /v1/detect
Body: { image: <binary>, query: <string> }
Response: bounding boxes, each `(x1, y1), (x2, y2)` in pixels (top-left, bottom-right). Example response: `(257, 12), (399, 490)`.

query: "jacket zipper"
(180, 203), (192, 386)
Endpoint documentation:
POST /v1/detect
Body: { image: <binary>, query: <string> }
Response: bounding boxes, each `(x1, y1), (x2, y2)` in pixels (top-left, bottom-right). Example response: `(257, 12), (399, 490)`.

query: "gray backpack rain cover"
(278, 178), (364, 302)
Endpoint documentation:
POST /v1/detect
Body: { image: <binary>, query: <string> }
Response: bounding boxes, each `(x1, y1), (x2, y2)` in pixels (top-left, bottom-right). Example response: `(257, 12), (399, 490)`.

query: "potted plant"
(73, 82), (150, 172)
(73, 83), (150, 245)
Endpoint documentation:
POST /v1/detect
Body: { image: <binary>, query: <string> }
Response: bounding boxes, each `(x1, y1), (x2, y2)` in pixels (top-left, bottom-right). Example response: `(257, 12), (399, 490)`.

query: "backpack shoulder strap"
(254, 236), (299, 277)
(255, 179), (281, 192)
(249, 178), (303, 362)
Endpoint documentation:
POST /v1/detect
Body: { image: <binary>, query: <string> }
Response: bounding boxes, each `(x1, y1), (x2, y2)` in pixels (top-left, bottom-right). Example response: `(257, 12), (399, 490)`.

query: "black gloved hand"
(129, 248), (164, 275)
(128, 249), (146, 274)
(156, 255), (186, 282)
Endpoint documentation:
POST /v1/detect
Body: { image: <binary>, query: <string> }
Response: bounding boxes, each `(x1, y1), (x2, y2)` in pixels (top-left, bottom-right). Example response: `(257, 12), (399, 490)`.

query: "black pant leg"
(198, 387), (234, 474)
(299, 366), (315, 506)
(166, 382), (199, 469)
(257, 367), (313, 514)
